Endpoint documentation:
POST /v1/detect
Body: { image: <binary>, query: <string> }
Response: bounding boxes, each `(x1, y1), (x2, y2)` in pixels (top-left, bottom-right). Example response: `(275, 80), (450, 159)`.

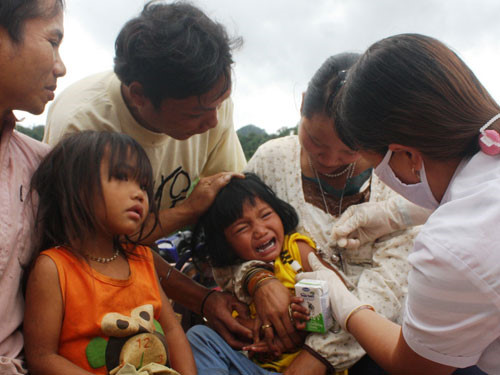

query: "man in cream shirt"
(44, 1), (251, 350)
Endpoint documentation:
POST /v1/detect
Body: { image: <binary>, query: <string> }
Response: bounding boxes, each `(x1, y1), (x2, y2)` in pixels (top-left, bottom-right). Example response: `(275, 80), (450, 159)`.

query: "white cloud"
(17, 0), (500, 134)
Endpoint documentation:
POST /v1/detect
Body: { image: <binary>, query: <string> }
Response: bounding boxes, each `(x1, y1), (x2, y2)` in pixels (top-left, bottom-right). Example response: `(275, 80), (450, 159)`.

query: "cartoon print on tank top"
(86, 304), (168, 373)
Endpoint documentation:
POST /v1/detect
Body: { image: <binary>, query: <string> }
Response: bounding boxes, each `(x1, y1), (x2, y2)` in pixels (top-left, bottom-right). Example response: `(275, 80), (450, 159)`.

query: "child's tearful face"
(224, 197), (284, 263)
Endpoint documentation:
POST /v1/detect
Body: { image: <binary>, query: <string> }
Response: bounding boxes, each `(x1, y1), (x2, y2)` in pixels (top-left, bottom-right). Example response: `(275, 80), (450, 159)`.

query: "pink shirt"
(0, 114), (49, 374)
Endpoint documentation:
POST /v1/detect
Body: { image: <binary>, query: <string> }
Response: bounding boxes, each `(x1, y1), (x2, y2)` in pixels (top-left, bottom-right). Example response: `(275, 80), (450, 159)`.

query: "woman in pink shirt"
(0, 0), (66, 373)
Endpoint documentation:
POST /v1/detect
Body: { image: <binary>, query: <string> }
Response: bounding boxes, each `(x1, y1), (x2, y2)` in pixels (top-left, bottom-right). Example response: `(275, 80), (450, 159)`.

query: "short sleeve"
(402, 233), (500, 368)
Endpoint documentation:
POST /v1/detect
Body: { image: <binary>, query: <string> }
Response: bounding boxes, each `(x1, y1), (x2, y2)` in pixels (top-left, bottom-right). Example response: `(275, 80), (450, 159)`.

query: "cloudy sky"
(17, 0), (500, 134)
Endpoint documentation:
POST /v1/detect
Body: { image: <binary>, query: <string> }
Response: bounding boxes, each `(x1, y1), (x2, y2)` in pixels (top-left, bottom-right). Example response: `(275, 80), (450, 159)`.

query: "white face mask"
(374, 150), (439, 210)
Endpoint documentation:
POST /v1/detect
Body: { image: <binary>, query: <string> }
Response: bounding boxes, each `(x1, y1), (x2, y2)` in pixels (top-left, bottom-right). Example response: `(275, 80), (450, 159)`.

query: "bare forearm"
(347, 309), (455, 375)
(153, 251), (207, 314)
(142, 204), (198, 244)
(27, 353), (94, 375)
(283, 347), (329, 375)
(164, 325), (197, 375)
(142, 172), (243, 243)
(153, 249), (253, 349)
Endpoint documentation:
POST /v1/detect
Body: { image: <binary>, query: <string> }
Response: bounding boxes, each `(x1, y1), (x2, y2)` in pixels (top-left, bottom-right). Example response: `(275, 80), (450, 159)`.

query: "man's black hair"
(114, 1), (242, 108)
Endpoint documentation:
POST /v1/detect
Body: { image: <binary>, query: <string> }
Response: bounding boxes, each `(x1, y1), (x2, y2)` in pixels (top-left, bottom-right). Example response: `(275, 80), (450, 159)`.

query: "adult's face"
(0, 0), (66, 115)
(298, 113), (360, 174)
(139, 77), (231, 140)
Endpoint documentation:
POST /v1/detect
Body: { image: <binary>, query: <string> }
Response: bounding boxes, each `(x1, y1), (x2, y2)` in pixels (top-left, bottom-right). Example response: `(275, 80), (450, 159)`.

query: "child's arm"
(294, 240), (348, 326)
(24, 256), (94, 375)
(296, 240), (317, 272)
(156, 274), (197, 375)
(297, 241), (347, 283)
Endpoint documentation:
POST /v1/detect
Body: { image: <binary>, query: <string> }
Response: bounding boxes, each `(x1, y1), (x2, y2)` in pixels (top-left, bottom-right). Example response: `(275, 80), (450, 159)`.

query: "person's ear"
(388, 144), (424, 173)
(299, 92), (305, 114)
(127, 81), (148, 108)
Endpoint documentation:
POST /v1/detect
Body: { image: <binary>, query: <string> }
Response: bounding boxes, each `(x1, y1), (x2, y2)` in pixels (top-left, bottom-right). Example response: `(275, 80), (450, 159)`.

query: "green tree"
(237, 124), (298, 161)
(15, 124), (45, 141)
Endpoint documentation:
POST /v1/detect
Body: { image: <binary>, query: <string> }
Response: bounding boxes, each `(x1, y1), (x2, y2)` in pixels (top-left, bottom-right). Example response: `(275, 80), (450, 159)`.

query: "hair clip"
(338, 70), (348, 86)
(479, 113), (500, 155)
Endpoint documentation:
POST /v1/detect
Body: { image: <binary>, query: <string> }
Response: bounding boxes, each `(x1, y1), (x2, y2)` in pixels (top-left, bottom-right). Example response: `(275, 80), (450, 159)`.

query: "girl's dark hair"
(31, 131), (157, 256)
(336, 33), (500, 160)
(301, 52), (360, 119)
(192, 173), (298, 268)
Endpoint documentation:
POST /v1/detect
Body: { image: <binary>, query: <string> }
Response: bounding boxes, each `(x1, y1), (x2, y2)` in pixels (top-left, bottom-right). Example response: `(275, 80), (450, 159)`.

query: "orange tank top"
(41, 246), (164, 374)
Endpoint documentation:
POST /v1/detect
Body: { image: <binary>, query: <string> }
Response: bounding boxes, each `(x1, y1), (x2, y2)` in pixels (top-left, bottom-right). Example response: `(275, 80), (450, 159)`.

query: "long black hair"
(193, 173), (298, 267)
(336, 33), (500, 160)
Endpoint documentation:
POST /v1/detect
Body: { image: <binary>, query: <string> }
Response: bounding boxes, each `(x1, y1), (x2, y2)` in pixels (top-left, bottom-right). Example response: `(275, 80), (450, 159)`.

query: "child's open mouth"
(256, 238), (276, 253)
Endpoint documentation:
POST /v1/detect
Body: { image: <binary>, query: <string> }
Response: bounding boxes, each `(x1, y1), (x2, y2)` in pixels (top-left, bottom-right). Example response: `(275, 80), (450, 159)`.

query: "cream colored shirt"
(214, 135), (418, 371)
(44, 71), (246, 211)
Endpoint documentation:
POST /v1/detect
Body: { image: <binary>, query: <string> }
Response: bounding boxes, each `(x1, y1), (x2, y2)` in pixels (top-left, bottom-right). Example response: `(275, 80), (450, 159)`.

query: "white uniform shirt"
(403, 151), (500, 373)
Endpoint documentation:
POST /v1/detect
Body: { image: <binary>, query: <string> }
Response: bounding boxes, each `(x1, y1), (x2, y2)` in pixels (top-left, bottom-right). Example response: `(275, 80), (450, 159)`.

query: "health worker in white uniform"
(297, 33), (500, 375)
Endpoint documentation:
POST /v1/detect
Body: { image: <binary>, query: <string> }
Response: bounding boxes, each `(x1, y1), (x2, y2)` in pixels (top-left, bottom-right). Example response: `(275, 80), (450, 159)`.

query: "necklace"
(307, 158), (354, 179)
(319, 163), (352, 178)
(86, 248), (120, 263)
(310, 158), (356, 217)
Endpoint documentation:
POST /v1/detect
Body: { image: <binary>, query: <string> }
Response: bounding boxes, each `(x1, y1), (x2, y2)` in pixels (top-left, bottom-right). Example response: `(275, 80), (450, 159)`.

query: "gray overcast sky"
(17, 0), (500, 133)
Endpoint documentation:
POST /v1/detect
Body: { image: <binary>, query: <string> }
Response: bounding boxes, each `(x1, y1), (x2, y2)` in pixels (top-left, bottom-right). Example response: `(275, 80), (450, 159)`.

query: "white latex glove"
(331, 196), (432, 250)
(296, 253), (374, 332)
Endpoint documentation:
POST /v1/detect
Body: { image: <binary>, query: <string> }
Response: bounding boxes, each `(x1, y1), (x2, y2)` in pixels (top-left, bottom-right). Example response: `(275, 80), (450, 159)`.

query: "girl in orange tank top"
(24, 131), (196, 375)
